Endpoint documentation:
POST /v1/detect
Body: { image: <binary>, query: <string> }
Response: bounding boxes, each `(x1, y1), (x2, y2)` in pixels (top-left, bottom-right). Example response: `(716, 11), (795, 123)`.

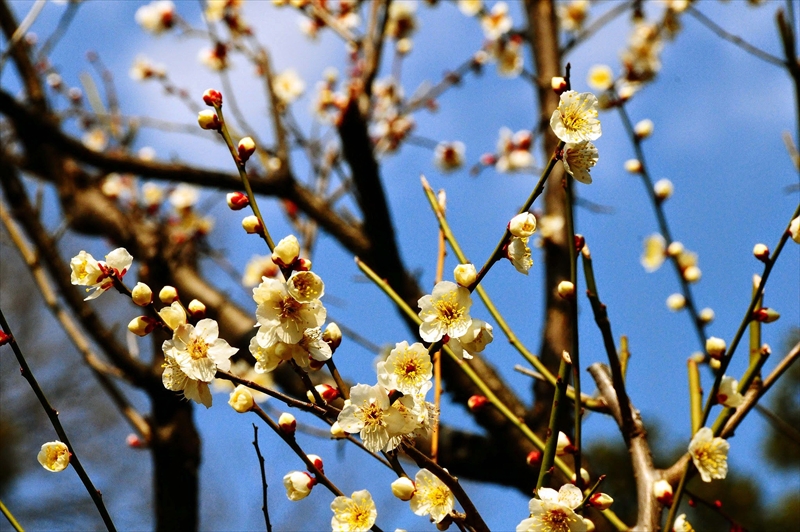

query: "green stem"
(710, 346), (770, 436)
(0, 500), (23, 532)
(749, 275), (763, 367)
(536, 354), (571, 491)
(687, 358), (702, 435)
(326, 359), (349, 401)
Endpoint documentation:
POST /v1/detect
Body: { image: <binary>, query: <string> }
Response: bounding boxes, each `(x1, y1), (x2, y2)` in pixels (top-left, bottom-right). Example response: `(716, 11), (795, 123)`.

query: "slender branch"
(536, 353), (571, 491)
(0, 309), (117, 532)
(561, 1), (634, 56)
(0, 500), (23, 532)
(251, 424), (272, 532)
(754, 403), (800, 446)
(512, 365), (604, 408)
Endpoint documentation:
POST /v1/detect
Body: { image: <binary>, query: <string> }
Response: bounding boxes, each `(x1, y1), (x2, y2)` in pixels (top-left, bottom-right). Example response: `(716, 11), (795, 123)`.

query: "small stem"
(432, 188), (447, 464)
(216, 370), (330, 417)
(749, 274), (763, 368)
(687, 357), (703, 435)
(536, 354), (571, 491)
(325, 359), (349, 401)
(710, 346), (770, 436)
(251, 424), (272, 532)
(579, 474), (607, 508)
(0, 500), (23, 532)
(619, 336), (630, 381)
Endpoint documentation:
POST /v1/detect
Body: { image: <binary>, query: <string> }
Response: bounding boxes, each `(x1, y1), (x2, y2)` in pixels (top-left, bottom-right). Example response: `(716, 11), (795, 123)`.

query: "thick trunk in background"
(524, 0), (573, 435)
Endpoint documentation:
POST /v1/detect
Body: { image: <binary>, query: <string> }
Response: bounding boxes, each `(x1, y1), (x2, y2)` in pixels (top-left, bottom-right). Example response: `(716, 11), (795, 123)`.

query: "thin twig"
(0, 500), (23, 532)
(251, 424), (272, 532)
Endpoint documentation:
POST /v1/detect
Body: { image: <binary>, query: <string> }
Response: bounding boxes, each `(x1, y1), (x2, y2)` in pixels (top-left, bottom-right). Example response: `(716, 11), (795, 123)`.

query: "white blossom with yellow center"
(517, 484), (587, 532)
(272, 69), (306, 104)
(162, 355), (213, 407)
(254, 278), (326, 345)
(37, 441), (70, 472)
(508, 237), (533, 275)
(377, 341), (432, 394)
(640, 234), (667, 272)
(562, 141), (599, 184)
(409, 468), (455, 524)
(480, 1), (512, 40)
(550, 91), (602, 144)
(330, 489), (378, 532)
(287, 271), (325, 303)
(673, 514), (695, 532)
(69, 248), (133, 300)
(688, 427), (729, 482)
(447, 319), (494, 360)
(163, 319), (237, 383)
(337, 384), (404, 452)
(417, 281), (473, 343)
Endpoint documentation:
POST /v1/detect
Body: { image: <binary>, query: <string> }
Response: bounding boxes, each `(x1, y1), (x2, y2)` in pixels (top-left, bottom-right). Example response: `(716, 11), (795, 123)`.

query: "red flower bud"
(202, 89), (223, 107)
(467, 395), (488, 411)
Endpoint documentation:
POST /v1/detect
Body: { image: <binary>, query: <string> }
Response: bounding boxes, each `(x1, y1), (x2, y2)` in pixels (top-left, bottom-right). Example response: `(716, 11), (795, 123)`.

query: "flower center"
(358, 401), (384, 428)
(434, 293), (464, 326)
(188, 338), (209, 360)
(695, 441), (725, 472)
(291, 274), (321, 300)
(345, 502), (372, 528)
(542, 509), (571, 532)
(279, 296), (302, 319)
(428, 485), (451, 509)
(395, 351), (422, 385)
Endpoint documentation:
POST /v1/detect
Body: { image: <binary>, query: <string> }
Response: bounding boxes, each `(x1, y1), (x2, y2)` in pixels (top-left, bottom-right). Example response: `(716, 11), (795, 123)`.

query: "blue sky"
(1, 1), (799, 531)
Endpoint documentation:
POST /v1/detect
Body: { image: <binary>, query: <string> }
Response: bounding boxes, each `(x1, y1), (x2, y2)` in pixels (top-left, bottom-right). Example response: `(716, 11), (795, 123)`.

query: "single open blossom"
(458, 0), (482, 17)
(640, 234), (666, 272)
(550, 91), (602, 143)
(562, 141), (598, 184)
(508, 236), (533, 275)
(254, 278), (326, 345)
(330, 489), (378, 532)
(287, 271), (325, 303)
(673, 513), (695, 532)
(517, 484), (587, 532)
(434, 141), (465, 172)
(558, 0), (589, 32)
(70, 248), (133, 300)
(135, 0), (175, 34)
(337, 384), (405, 452)
(377, 341), (432, 394)
(491, 37), (523, 78)
(162, 355), (212, 407)
(496, 128), (534, 173)
(717, 376), (744, 407)
(447, 319), (494, 359)
(689, 427), (729, 482)
(385, 0), (417, 40)
(481, 1), (512, 40)
(37, 441), (70, 472)
(163, 319), (237, 383)
(417, 281), (473, 343)
(587, 64), (614, 91)
(273, 69), (305, 104)
(410, 468), (454, 524)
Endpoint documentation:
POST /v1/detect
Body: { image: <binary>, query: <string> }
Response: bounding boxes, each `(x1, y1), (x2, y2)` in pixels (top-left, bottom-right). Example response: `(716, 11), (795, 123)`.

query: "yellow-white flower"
(481, 2), (512, 40)
(37, 441), (70, 472)
(273, 69), (306, 104)
(509, 212), (537, 238)
(717, 376), (744, 408)
(162, 355), (212, 407)
(228, 385), (254, 413)
(491, 37), (523, 78)
(508, 237), (533, 275)
(550, 91), (602, 144)
(287, 271), (325, 303)
(562, 141), (598, 184)
(283, 470), (315, 501)
(70, 248), (133, 300)
(130, 55), (166, 81)
(254, 278), (326, 345)
(789, 216), (800, 244)
(135, 0), (175, 34)
(330, 489), (378, 532)
(557, 0), (589, 33)
(447, 319), (494, 360)
(434, 141), (465, 172)
(517, 484), (586, 532)
(417, 281), (473, 343)
(688, 427), (729, 482)
(163, 319), (237, 382)
(640, 234), (666, 272)
(386, 1), (417, 40)
(337, 384), (405, 452)
(377, 341), (432, 394)
(242, 255), (279, 287)
(169, 184), (199, 211)
(587, 64), (614, 91)
(673, 513), (695, 532)
(410, 469), (454, 524)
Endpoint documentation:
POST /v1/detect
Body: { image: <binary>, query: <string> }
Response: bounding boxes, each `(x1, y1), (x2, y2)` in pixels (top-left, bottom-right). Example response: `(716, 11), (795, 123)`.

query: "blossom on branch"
(330, 489), (378, 532)
(688, 427), (729, 482)
(377, 341), (432, 394)
(517, 484), (587, 532)
(417, 281), (473, 343)
(409, 468), (455, 524)
(550, 91), (602, 144)
(562, 141), (599, 184)
(37, 441), (70, 472)
(70, 248), (133, 301)
(337, 384), (405, 452)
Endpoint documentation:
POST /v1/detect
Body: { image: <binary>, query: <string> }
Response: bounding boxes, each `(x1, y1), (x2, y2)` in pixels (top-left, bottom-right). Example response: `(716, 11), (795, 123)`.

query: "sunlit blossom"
(562, 141), (598, 184)
(481, 2), (512, 40)
(717, 376), (744, 408)
(410, 468), (454, 524)
(37, 441), (70, 472)
(689, 427), (729, 482)
(550, 91), (602, 143)
(273, 69), (305, 104)
(507, 236), (533, 275)
(254, 278), (326, 344)
(135, 0), (175, 34)
(377, 341), (432, 394)
(163, 319), (237, 383)
(70, 248), (133, 300)
(331, 489), (378, 532)
(417, 281), (473, 343)
(517, 484), (587, 532)
(337, 384), (405, 452)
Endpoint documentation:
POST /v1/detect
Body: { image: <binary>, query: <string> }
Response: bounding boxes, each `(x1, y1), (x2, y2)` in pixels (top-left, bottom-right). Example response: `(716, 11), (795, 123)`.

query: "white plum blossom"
(330, 490), (378, 532)
(550, 91), (602, 144)
(673, 514), (695, 532)
(481, 2), (512, 40)
(717, 376), (744, 408)
(517, 484), (587, 532)
(689, 427), (729, 482)
(562, 141), (599, 184)
(273, 69), (306, 104)
(253, 277), (326, 345)
(641, 234), (666, 272)
(283, 470), (315, 501)
(169, 184), (199, 211)
(409, 468), (454, 524)
(287, 271), (325, 303)
(377, 341), (432, 394)
(70, 248), (133, 300)
(508, 237), (533, 275)
(337, 384), (405, 452)
(417, 281), (473, 343)
(447, 319), (494, 360)
(135, 0), (175, 34)
(37, 441), (70, 472)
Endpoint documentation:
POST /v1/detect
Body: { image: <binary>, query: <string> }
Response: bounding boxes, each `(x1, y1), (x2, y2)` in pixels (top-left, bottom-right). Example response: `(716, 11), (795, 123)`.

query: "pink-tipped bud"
(158, 285), (179, 304)
(242, 215), (263, 235)
(296, 258), (312, 271)
(322, 323), (342, 352)
(283, 471), (315, 501)
(197, 110), (221, 130)
(589, 493), (614, 510)
(226, 191), (249, 210)
(0, 331), (10, 346)
(551, 76), (567, 94)
(468, 395), (488, 411)
(556, 432), (575, 455)
(272, 235), (300, 268)
(391, 477), (416, 501)
(128, 316), (158, 337)
(557, 281), (575, 300)
(526, 450), (541, 466)
(753, 243), (769, 262)
(307, 384), (339, 404)
(306, 454), (324, 473)
(202, 88), (223, 107)
(753, 307), (780, 323)
(187, 299), (206, 318)
(279, 413), (297, 435)
(126, 434), (145, 449)
(237, 137), (256, 163)
(653, 479), (673, 506)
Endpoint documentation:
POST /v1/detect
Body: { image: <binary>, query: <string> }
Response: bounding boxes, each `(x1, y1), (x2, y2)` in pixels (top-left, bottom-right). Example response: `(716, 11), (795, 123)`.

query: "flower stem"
(536, 353), (571, 491)
(0, 500), (23, 532)
(687, 358), (702, 435)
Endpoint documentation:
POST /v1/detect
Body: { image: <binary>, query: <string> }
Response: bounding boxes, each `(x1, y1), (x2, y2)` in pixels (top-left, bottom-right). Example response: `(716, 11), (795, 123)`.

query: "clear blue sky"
(1, 1), (798, 531)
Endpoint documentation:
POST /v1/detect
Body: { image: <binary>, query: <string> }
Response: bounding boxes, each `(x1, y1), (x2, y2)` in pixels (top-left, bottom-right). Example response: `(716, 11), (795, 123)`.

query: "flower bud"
(551, 76), (567, 94)
(480, 153), (496, 166)
(272, 235), (300, 267)
(453, 263), (477, 288)
(666, 241), (684, 257)
(653, 479), (673, 505)
(508, 212), (537, 238)
(789, 216), (800, 244)
(634, 119), (654, 139)
(709, 358), (721, 370)
(571, 468), (590, 484)
(238, 136), (256, 163)
(228, 385), (254, 413)
(589, 493), (614, 510)
(467, 395), (488, 411)
(683, 265), (701, 283)
(526, 450), (541, 466)
(131, 282), (153, 306)
(187, 299), (206, 318)
(330, 421), (347, 438)
(296, 258), (312, 271)
(752, 243), (769, 262)
(653, 178), (673, 201)
(306, 454), (324, 472)
(283, 471), (315, 501)
(202, 88), (222, 107)
(753, 307), (780, 323)
(279, 413), (297, 435)
(159, 285), (179, 304)
(666, 293), (686, 311)
(128, 316), (157, 337)
(0, 331), (10, 346)
(706, 336), (726, 360)
(391, 477), (416, 501)
(557, 281), (575, 300)
(37, 441), (70, 472)
(624, 159), (643, 173)
(242, 215), (263, 235)
(226, 191), (249, 210)
(322, 323), (342, 352)
(307, 383), (339, 404)
(699, 307), (715, 324)
(556, 432), (575, 455)
(197, 110), (221, 130)
(126, 433), (145, 448)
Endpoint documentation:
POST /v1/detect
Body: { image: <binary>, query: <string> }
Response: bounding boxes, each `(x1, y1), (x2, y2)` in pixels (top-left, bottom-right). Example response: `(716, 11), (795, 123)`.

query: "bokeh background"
(1, 1), (798, 530)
